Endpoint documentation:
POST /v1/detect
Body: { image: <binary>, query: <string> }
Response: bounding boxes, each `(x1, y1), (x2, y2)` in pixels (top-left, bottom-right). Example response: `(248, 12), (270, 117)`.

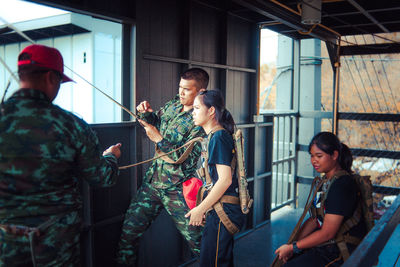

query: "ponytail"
(339, 143), (353, 173)
(220, 109), (235, 135)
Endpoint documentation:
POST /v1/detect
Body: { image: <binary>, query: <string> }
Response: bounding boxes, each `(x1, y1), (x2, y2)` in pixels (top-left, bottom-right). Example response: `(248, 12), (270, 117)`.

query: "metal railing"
(271, 112), (297, 211)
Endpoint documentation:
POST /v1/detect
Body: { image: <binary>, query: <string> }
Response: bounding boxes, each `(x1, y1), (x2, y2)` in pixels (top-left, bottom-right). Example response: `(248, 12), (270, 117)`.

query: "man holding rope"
(117, 68), (209, 266)
(0, 44), (122, 266)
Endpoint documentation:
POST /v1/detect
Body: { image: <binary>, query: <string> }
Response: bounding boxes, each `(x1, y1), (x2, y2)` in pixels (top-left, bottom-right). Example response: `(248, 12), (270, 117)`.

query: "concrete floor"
(184, 206), (304, 267)
(234, 206), (303, 267)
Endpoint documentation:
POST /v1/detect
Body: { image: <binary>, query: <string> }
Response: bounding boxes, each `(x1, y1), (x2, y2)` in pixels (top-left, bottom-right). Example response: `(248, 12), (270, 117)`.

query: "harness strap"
(340, 203), (361, 234)
(335, 237), (350, 260)
(289, 177), (324, 241)
(196, 186), (206, 207)
(271, 176), (324, 267)
(331, 202), (363, 262)
(196, 126), (240, 235)
(213, 201), (239, 235)
(220, 195), (240, 205)
(343, 234), (361, 245)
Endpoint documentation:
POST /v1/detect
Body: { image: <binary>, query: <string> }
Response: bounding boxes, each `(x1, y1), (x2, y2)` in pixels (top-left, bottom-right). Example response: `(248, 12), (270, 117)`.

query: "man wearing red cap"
(0, 44), (122, 266)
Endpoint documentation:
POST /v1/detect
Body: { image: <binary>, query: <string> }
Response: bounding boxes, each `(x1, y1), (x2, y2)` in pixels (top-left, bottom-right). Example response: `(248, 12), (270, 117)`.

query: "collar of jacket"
(11, 88), (51, 103)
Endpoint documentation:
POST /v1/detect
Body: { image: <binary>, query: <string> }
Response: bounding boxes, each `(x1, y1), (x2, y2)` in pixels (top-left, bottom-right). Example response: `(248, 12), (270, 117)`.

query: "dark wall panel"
(226, 70), (252, 124)
(227, 15), (255, 68)
(136, 0), (183, 108)
(84, 123), (137, 266)
(90, 124), (137, 222)
(191, 2), (222, 64)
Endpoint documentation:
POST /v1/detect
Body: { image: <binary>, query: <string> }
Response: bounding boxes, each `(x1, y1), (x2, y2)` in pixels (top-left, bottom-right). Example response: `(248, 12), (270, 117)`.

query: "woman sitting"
(275, 132), (368, 267)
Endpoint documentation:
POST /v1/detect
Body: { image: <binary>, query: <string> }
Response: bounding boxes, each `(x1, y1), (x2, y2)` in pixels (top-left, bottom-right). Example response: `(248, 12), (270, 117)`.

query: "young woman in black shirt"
(275, 132), (367, 267)
(185, 89), (245, 267)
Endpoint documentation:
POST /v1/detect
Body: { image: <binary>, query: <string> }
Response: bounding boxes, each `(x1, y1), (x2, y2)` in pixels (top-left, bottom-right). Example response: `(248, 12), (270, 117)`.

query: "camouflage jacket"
(139, 94), (205, 188)
(0, 89), (119, 226)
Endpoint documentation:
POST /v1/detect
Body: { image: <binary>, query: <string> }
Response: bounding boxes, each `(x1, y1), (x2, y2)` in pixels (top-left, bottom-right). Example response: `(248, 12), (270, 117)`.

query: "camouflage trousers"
(117, 182), (202, 265)
(0, 212), (81, 267)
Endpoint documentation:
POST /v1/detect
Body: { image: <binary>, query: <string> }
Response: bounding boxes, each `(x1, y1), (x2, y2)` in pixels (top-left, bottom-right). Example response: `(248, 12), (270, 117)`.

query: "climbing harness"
(311, 171), (374, 262)
(271, 171), (374, 267)
(270, 176), (325, 267)
(195, 127), (252, 235)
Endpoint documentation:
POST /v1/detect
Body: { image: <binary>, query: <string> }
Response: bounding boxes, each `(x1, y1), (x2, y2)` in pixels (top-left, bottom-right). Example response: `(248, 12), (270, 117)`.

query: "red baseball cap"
(18, 44), (73, 83)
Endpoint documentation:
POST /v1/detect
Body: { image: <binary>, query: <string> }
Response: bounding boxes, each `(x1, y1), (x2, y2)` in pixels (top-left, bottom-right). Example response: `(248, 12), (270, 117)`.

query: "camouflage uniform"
(0, 89), (119, 266)
(117, 95), (205, 265)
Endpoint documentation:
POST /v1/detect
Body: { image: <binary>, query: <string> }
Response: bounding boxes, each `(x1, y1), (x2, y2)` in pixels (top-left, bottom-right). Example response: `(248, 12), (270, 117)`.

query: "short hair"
(181, 68), (209, 90)
(18, 65), (49, 82)
(18, 65), (62, 84)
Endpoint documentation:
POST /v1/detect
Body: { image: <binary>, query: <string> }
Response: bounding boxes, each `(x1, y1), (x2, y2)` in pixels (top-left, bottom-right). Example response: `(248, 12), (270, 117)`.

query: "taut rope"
(119, 137), (203, 169)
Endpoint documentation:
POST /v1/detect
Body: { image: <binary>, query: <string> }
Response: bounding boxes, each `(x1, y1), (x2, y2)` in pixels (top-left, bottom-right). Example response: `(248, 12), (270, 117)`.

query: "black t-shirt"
(319, 175), (367, 248)
(208, 130), (238, 196)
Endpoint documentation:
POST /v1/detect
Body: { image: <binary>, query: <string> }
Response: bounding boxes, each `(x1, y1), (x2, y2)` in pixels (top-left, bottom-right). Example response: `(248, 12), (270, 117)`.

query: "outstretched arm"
(76, 125), (121, 187)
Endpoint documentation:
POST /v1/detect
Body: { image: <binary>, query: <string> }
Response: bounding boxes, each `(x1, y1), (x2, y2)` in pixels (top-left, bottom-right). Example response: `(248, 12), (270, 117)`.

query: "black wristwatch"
(292, 241), (302, 254)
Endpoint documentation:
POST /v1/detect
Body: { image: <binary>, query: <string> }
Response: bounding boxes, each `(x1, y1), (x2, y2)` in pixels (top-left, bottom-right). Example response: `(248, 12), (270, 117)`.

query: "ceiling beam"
(331, 20), (400, 30)
(0, 27), (12, 35)
(340, 43), (400, 56)
(323, 6), (400, 17)
(233, 0), (338, 43)
(346, 0), (390, 33)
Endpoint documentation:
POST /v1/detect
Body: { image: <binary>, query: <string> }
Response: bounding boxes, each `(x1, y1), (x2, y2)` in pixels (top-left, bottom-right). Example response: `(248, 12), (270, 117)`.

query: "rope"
(215, 220), (222, 267)
(0, 56), (18, 83)
(64, 65), (137, 119)
(119, 136), (204, 170)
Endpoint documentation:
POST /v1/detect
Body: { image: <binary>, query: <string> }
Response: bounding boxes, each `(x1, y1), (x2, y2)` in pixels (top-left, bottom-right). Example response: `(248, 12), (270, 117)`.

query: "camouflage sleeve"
(75, 123), (119, 187)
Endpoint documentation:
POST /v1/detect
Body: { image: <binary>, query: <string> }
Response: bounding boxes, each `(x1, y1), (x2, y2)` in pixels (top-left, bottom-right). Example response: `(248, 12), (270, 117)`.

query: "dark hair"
(181, 68), (209, 90)
(309, 131), (353, 173)
(18, 65), (62, 83)
(198, 89), (235, 134)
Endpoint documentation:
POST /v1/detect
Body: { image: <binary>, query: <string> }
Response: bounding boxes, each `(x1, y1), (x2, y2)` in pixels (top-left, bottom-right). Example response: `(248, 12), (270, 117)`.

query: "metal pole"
(333, 37), (341, 135)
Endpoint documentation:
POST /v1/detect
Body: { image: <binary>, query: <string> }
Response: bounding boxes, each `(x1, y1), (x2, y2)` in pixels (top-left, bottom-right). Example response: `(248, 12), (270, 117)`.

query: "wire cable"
(354, 35), (393, 149)
(342, 36), (381, 150)
(347, 35), (388, 149)
(361, 35), (398, 143)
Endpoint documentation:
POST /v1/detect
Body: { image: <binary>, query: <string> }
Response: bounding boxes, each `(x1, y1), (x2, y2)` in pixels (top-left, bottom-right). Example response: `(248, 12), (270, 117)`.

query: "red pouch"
(182, 177), (203, 209)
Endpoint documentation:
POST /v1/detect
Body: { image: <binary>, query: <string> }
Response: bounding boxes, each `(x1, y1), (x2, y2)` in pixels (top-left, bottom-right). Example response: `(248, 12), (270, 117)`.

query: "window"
(0, 0), (124, 123)
(259, 29), (278, 112)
